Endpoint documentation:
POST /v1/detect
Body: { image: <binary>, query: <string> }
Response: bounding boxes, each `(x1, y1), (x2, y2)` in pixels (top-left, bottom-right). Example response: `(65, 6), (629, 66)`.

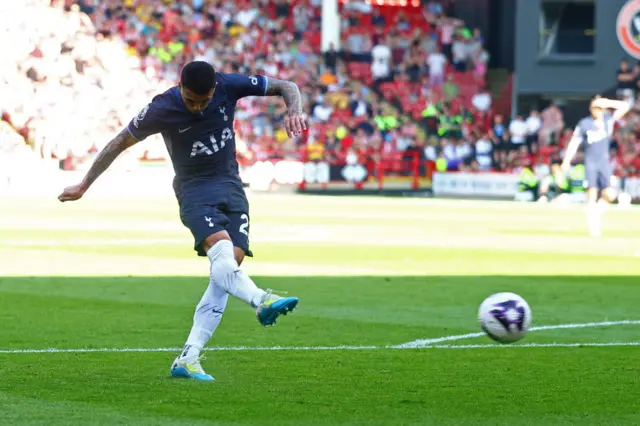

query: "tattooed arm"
(265, 78), (307, 137)
(58, 128), (137, 202)
(265, 78), (303, 115)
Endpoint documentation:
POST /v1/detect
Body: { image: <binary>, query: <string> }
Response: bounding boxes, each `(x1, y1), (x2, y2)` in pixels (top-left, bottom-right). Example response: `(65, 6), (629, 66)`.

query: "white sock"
(182, 282), (229, 360)
(586, 203), (602, 237)
(596, 198), (609, 213)
(234, 269), (267, 308)
(207, 240), (266, 308)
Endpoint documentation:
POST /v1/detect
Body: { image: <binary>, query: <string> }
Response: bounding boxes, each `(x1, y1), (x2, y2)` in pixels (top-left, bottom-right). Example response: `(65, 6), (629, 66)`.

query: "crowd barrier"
(3, 160), (640, 203)
(431, 172), (520, 199)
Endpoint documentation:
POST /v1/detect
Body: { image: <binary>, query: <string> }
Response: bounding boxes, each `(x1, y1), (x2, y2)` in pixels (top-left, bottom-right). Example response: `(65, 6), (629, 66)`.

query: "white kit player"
(561, 96), (630, 237)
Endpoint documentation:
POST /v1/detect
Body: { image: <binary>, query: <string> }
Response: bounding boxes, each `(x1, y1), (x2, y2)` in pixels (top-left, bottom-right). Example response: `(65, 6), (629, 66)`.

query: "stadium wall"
(515, 0), (629, 95)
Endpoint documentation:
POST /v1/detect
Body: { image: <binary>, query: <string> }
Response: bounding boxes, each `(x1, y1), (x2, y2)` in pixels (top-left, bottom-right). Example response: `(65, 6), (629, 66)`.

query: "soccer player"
(58, 61), (307, 380)
(561, 96), (630, 237)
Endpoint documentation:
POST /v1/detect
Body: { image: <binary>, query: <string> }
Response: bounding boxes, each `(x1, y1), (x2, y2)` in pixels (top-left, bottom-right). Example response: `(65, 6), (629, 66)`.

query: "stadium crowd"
(6, 0), (637, 180)
(0, 0), (505, 175)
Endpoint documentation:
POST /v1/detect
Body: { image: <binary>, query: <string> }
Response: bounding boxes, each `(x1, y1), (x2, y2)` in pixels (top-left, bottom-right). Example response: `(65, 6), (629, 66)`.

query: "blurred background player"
(57, 61), (307, 381)
(561, 97), (630, 237)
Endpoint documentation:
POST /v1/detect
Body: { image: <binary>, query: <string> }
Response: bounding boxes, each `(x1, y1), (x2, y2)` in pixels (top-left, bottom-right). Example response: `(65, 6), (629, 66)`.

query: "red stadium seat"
(333, 109), (352, 120)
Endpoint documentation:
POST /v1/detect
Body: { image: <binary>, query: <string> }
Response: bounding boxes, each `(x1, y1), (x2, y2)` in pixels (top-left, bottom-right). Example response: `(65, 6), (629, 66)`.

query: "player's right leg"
(201, 231), (299, 327)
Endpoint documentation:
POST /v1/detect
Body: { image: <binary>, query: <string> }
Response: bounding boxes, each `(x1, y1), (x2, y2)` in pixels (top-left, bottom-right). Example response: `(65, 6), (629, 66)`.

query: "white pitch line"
(0, 345), (378, 354)
(0, 320), (638, 354)
(430, 342), (640, 349)
(2, 342), (640, 354)
(392, 319), (640, 349)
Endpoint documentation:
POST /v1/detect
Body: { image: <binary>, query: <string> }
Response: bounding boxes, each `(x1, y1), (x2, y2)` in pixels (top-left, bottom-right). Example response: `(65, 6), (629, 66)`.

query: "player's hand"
(58, 183), (87, 202)
(560, 161), (571, 173)
(284, 114), (307, 138)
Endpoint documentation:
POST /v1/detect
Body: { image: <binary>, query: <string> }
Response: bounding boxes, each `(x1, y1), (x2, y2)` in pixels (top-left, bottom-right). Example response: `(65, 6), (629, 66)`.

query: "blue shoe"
(256, 291), (299, 326)
(170, 355), (215, 381)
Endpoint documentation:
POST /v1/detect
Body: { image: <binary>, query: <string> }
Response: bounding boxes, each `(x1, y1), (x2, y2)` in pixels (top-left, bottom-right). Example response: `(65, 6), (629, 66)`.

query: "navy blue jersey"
(127, 73), (268, 186)
(573, 111), (615, 163)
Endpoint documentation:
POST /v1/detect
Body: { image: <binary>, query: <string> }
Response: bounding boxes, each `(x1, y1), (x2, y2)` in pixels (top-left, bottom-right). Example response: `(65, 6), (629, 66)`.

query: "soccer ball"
(478, 292), (532, 343)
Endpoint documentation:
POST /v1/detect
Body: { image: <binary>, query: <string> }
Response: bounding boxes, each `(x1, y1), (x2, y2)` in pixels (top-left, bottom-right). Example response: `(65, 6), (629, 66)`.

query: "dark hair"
(180, 61), (216, 95)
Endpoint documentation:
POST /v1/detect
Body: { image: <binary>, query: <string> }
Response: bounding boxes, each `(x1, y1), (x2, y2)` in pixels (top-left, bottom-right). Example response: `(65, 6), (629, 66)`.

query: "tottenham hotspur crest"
(617, 0), (640, 59)
(219, 106), (228, 121)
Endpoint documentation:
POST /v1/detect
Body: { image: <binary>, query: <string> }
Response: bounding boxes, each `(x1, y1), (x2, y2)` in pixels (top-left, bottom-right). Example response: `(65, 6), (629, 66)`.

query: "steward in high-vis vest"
(518, 165), (539, 199)
(538, 161), (569, 202)
(435, 154), (448, 172)
(569, 164), (586, 193)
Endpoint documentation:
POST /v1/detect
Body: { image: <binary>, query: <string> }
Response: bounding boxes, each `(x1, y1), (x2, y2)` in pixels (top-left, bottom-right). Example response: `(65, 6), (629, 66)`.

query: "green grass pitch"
(1, 193), (639, 425)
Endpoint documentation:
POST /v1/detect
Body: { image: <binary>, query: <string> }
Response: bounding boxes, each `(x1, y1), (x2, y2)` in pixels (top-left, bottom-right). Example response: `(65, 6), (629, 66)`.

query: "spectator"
(404, 39), (425, 82)
(471, 86), (492, 112)
(424, 1), (444, 22)
(451, 34), (468, 72)
(312, 98), (334, 123)
(427, 49), (447, 87)
(468, 28), (484, 57)
(418, 30), (439, 55)
(293, 1), (312, 40)
(508, 115), (527, 151)
(472, 47), (489, 80)
(274, 0), (291, 19)
(617, 59), (636, 98)
(491, 114), (507, 144)
(540, 103), (564, 145)
(390, 35), (406, 66)
(475, 132), (494, 170)
(371, 36), (392, 84)
(371, 8), (385, 27)
(324, 42), (339, 74)
(394, 10), (411, 32)
(423, 137), (438, 161)
(525, 110), (542, 151)
(439, 17), (456, 61)
(443, 75), (459, 101)
(455, 138), (473, 163)
(345, 28), (371, 62)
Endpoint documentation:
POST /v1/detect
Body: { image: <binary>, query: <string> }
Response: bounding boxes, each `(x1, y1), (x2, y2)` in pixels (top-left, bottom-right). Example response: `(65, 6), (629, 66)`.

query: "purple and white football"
(478, 292), (532, 343)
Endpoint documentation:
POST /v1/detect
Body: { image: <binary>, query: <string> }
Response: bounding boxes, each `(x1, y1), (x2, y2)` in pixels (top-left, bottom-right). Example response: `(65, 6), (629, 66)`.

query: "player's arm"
(561, 126), (583, 172)
(227, 73), (307, 137)
(58, 101), (163, 202)
(593, 97), (631, 121)
(57, 128), (137, 202)
(264, 78), (307, 138)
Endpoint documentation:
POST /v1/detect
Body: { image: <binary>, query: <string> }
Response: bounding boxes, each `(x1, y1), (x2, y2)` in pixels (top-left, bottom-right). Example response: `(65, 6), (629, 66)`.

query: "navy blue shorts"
(585, 161), (612, 191)
(177, 181), (252, 257)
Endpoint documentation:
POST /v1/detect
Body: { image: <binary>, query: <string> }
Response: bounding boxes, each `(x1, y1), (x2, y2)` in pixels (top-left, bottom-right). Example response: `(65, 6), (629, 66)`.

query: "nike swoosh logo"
(178, 127), (193, 133)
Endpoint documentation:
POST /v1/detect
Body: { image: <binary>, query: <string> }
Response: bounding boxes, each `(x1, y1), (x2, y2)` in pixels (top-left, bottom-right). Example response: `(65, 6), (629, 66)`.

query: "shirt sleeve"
(126, 99), (166, 142)
(572, 124), (585, 144)
(604, 110), (616, 134)
(223, 73), (269, 100)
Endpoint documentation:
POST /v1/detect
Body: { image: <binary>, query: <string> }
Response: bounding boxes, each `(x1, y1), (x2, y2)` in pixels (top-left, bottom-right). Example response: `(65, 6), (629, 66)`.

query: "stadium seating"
(1, 0), (542, 175)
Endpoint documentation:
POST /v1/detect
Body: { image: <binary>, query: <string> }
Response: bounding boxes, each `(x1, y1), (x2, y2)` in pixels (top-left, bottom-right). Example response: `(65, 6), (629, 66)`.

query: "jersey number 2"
(190, 128), (232, 157)
(239, 214), (249, 236)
